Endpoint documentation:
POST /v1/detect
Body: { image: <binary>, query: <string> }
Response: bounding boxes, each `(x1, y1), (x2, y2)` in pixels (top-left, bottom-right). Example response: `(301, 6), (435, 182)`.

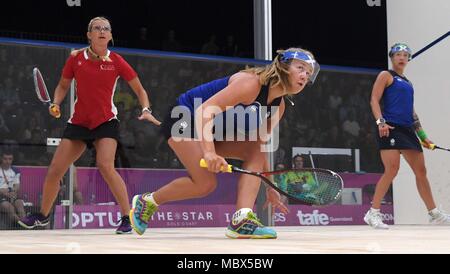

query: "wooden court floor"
(1, 225), (449, 254)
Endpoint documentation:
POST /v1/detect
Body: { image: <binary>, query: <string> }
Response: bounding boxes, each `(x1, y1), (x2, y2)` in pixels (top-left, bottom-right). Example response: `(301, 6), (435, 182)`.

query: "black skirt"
(62, 119), (120, 148)
(376, 123), (422, 152)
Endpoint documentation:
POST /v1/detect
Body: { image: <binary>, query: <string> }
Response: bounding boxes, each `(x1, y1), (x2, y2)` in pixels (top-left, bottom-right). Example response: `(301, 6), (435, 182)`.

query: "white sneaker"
(364, 209), (389, 229)
(429, 209), (450, 225)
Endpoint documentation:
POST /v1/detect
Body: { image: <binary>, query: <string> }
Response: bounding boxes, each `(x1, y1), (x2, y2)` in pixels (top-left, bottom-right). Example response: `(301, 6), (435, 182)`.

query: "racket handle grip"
(199, 159), (232, 173)
(50, 104), (61, 118)
(420, 141), (435, 150)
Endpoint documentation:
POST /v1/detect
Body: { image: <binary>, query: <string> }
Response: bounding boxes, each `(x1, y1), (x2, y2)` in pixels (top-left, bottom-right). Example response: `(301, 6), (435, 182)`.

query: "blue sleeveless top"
(177, 76), (282, 134)
(382, 70), (414, 127)
(177, 76), (231, 112)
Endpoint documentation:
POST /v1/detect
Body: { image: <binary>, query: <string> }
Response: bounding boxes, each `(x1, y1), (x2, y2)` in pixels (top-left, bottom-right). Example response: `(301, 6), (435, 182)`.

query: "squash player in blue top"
(130, 47), (320, 238)
(365, 43), (450, 229)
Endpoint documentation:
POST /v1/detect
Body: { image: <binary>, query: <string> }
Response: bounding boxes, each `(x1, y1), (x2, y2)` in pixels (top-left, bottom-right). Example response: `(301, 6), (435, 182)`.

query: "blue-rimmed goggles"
(280, 51), (320, 84)
(389, 43), (412, 60)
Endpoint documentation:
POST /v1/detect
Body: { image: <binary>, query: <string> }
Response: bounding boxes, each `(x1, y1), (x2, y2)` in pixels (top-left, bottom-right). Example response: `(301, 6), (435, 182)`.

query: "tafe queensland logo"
(296, 210), (330, 225)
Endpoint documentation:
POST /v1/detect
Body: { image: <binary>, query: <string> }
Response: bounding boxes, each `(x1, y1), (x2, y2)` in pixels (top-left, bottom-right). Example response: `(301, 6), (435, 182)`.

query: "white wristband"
(142, 107), (152, 114)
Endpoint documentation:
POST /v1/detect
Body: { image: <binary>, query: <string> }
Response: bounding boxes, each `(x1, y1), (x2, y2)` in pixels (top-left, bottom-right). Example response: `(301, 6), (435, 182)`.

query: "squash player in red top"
(18, 17), (161, 233)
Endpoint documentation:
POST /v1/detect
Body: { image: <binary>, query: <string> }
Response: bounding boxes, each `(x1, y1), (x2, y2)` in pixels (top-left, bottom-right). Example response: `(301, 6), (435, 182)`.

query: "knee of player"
(192, 180), (217, 197)
(386, 161), (400, 172)
(96, 161), (114, 173)
(414, 165), (427, 177)
(46, 164), (68, 179)
(385, 164), (400, 176)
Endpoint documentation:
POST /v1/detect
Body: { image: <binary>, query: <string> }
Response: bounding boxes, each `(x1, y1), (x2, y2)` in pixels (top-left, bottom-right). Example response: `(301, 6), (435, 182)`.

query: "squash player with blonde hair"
(130, 47), (320, 239)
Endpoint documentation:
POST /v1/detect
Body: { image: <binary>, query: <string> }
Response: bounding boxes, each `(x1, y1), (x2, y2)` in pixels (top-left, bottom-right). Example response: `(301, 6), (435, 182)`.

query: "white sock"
(370, 207), (380, 213)
(429, 208), (440, 216)
(143, 192), (159, 206)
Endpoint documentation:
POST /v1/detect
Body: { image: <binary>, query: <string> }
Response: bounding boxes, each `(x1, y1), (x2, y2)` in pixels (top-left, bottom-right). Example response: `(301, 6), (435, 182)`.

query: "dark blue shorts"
(376, 123), (422, 152)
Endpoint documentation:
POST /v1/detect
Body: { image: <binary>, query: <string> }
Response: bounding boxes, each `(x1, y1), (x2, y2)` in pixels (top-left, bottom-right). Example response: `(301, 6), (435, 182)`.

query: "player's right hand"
(49, 103), (61, 118)
(378, 123), (395, 138)
(203, 152), (228, 173)
(138, 111), (162, 126)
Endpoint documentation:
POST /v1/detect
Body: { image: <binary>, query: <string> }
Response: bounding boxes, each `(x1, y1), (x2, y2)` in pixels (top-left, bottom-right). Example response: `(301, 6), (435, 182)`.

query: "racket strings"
(37, 77), (49, 101)
(311, 172), (342, 205)
(273, 170), (342, 205)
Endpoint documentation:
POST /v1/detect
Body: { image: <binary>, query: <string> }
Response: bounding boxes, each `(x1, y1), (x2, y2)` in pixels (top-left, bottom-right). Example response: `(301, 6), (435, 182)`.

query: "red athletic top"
(62, 49), (137, 129)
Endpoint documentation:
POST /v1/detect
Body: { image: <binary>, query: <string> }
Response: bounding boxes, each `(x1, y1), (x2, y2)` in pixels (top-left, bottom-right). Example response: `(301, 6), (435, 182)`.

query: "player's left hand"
(421, 138), (435, 150)
(263, 187), (289, 215)
(138, 111), (161, 126)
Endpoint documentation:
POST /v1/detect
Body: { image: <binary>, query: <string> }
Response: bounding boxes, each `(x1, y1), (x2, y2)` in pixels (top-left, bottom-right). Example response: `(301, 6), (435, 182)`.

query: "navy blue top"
(382, 70), (414, 127)
(177, 75), (282, 134)
(177, 76), (232, 113)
